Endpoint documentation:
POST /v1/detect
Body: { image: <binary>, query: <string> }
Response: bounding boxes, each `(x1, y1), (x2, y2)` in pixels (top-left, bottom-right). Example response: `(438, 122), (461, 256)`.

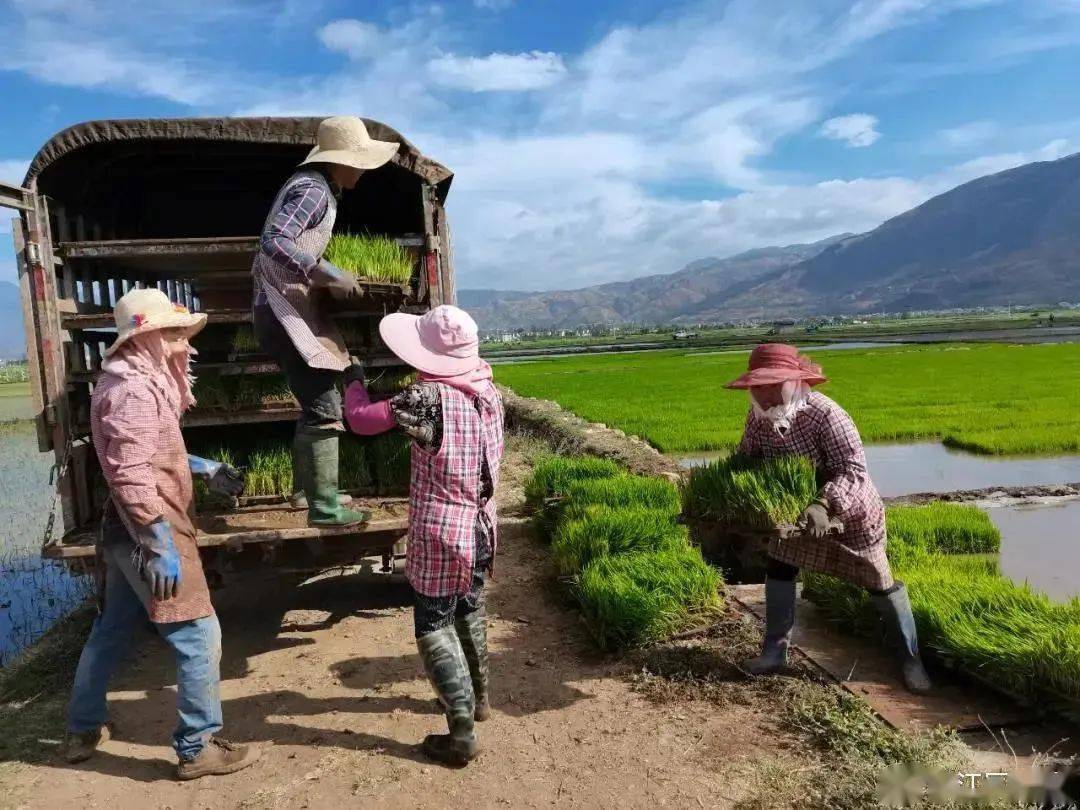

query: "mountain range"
(0, 281), (24, 359)
(460, 152), (1080, 330)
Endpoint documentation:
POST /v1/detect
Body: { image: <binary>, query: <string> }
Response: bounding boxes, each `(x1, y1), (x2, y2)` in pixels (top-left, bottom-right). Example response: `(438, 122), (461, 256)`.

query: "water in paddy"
(0, 422), (91, 666)
(991, 500), (1080, 602)
(671, 442), (1080, 498)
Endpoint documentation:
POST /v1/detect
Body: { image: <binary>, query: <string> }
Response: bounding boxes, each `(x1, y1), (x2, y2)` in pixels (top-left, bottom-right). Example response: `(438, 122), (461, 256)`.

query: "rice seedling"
(230, 326), (260, 355)
(366, 368), (417, 397)
(369, 432), (411, 494)
(229, 374), (296, 409)
(191, 374), (230, 411)
(339, 436), (373, 490)
(574, 546), (723, 650)
(885, 503), (1000, 556)
(682, 453), (818, 528)
(325, 233), (414, 284)
(551, 506), (687, 576)
(244, 443), (293, 497)
(497, 343), (1080, 456)
(563, 475), (682, 518)
(524, 454), (624, 533)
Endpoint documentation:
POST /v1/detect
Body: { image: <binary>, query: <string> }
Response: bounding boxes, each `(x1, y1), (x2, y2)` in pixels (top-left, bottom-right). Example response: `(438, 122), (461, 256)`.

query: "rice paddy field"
(497, 343), (1080, 456)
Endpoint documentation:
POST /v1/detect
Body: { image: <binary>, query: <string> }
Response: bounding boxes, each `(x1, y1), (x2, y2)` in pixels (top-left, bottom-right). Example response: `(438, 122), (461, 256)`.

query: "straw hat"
(379, 305), (482, 376)
(299, 116), (399, 171)
(104, 288), (207, 357)
(725, 343), (828, 389)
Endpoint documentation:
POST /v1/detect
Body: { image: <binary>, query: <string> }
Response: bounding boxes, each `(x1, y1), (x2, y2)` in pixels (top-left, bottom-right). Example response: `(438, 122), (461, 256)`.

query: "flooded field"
(0, 420), (90, 666)
(672, 442), (1080, 498)
(992, 500), (1080, 602)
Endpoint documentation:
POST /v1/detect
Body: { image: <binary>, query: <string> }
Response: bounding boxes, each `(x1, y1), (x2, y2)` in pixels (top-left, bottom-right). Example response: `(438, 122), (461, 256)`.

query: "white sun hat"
(299, 116), (400, 171)
(104, 288), (207, 357)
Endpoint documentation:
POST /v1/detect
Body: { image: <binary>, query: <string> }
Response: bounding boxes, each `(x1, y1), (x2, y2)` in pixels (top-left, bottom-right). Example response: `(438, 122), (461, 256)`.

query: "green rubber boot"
(296, 427), (370, 527)
(417, 626), (478, 766)
(455, 610), (491, 721)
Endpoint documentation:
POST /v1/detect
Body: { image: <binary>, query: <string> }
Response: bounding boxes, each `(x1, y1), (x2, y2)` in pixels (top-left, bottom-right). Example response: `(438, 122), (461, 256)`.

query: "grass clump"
(682, 452), (818, 528)
(244, 443), (293, 497)
(563, 475), (681, 518)
(575, 547), (722, 650)
(885, 502), (1000, 556)
(230, 326), (260, 355)
(551, 506), (687, 577)
(524, 453), (622, 505)
(325, 233), (413, 284)
(340, 436), (373, 490)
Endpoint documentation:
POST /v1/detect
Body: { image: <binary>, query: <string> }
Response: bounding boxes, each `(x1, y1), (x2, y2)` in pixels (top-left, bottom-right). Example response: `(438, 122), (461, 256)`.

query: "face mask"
(750, 380), (810, 434)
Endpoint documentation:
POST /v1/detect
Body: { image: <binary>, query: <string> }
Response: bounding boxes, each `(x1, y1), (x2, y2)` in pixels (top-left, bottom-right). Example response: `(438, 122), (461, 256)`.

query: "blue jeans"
(66, 542), (223, 761)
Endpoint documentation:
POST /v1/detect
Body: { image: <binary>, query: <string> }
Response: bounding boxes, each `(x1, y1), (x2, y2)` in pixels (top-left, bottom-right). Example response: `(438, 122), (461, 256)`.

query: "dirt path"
(1, 441), (780, 809)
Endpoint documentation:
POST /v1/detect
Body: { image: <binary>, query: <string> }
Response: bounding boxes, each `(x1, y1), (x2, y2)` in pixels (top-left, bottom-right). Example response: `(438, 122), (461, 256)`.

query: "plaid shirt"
(254, 177), (331, 303)
(90, 368), (213, 622)
(738, 392), (893, 590)
(406, 384), (505, 597)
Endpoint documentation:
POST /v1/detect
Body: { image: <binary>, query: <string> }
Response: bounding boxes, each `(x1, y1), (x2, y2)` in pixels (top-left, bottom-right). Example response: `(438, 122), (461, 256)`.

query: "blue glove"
(188, 455), (245, 497)
(136, 519), (182, 601)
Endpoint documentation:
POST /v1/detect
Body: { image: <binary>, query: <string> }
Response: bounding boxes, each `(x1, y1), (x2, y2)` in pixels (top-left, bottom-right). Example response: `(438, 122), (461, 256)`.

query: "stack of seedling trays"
(681, 453), (832, 581)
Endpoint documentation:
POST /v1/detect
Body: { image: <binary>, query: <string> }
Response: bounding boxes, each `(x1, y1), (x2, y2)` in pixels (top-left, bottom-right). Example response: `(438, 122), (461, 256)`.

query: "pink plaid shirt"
(90, 365), (213, 622)
(737, 391), (892, 590)
(406, 384), (504, 597)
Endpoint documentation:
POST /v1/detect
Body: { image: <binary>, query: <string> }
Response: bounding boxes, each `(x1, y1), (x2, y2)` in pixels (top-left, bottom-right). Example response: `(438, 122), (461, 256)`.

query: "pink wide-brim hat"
(379, 305), (483, 376)
(725, 343), (828, 389)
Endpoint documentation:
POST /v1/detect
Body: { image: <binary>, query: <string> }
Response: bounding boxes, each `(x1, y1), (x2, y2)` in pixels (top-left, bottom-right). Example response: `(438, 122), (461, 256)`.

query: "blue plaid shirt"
(254, 172), (333, 304)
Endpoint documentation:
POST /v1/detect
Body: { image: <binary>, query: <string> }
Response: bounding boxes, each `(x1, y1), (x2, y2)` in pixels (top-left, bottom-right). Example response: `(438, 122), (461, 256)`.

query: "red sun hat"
(725, 343), (828, 389)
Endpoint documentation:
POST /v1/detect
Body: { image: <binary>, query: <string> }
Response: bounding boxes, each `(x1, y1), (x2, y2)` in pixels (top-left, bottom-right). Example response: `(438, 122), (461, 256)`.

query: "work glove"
(343, 358), (366, 388)
(135, 519), (182, 601)
(393, 408), (435, 446)
(188, 454), (245, 497)
(310, 258), (362, 300)
(798, 500), (832, 539)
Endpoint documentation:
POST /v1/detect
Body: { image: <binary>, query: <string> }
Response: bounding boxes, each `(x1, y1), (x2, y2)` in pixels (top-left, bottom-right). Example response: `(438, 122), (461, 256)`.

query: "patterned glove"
(798, 500), (832, 539)
(135, 519), (182, 601)
(188, 455), (245, 497)
(343, 361), (366, 388)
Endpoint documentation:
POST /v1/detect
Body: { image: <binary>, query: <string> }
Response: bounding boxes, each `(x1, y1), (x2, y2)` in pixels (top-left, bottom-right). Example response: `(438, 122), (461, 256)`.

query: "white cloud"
(318, 19), (383, 59)
(429, 51), (567, 92)
(474, 0), (515, 9)
(940, 120), (998, 149)
(0, 160), (30, 185)
(819, 113), (881, 148)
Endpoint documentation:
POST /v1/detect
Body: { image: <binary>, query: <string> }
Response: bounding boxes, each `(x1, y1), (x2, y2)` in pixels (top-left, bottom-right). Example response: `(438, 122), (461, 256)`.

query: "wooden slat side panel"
(13, 215), (49, 449)
(436, 201), (456, 306)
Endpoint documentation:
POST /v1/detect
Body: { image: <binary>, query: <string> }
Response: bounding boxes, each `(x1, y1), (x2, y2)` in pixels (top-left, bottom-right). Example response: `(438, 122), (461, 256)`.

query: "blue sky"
(2, 0), (1080, 291)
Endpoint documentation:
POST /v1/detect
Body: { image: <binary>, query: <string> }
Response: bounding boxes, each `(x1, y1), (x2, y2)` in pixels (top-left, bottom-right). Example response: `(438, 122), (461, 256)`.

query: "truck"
(0, 117), (456, 582)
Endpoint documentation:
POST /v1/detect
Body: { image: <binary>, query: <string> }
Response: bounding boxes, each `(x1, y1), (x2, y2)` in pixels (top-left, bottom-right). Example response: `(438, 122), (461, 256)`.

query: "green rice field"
(497, 343), (1080, 456)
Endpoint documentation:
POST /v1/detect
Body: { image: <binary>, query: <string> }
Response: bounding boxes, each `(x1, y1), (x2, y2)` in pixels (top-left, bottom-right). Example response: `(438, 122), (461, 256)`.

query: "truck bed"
(43, 497), (410, 559)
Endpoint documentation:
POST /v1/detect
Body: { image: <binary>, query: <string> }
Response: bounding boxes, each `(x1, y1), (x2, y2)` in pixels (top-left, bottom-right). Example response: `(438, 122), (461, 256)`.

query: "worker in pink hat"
(727, 343), (931, 694)
(343, 305), (504, 766)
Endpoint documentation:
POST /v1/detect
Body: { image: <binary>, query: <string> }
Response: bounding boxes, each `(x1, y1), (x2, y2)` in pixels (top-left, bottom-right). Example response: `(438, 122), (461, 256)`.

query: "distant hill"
(459, 235), (851, 331)
(461, 151), (1080, 328)
(0, 281), (24, 359)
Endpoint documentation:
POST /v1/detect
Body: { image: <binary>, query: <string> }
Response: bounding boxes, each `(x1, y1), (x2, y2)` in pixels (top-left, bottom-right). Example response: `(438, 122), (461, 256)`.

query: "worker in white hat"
(251, 116), (399, 527)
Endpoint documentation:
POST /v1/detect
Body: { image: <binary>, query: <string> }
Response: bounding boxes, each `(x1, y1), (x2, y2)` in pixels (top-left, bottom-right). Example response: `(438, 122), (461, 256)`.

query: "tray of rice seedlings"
(574, 546), (723, 650)
(524, 454), (623, 533)
(681, 453), (818, 532)
(229, 325), (261, 358)
(229, 374), (297, 410)
(325, 233), (414, 286)
(191, 374), (231, 412)
(369, 432), (412, 494)
(339, 436), (373, 491)
(561, 475), (682, 524)
(244, 442), (293, 498)
(884, 503), (1000, 556)
(365, 368), (417, 399)
(551, 506), (689, 577)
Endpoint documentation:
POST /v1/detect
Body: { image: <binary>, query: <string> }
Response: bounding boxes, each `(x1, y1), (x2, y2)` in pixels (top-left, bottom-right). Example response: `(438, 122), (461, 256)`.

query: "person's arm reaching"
(343, 362), (396, 435)
(817, 404), (872, 525)
(259, 180), (330, 280)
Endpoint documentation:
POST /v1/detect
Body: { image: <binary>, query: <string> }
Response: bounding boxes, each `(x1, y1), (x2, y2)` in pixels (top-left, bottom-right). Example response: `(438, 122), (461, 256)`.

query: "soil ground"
(0, 438), (789, 809)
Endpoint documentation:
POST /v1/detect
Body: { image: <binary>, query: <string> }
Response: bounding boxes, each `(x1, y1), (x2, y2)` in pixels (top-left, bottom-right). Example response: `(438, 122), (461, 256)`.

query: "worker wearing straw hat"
(726, 343), (931, 694)
(63, 289), (261, 778)
(252, 116), (400, 528)
(343, 305), (504, 766)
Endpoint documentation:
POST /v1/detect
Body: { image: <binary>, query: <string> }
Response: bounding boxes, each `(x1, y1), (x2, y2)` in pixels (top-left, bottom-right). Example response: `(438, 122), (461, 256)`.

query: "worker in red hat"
(726, 343), (931, 693)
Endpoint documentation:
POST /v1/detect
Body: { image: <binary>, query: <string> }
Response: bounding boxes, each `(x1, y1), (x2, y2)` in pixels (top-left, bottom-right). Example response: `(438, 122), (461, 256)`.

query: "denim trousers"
(66, 541), (223, 761)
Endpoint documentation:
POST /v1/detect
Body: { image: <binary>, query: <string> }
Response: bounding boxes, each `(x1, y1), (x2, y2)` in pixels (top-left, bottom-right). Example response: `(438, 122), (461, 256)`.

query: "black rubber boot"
(417, 626), (478, 766)
(455, 610), (491, 721)
(871, 582), (932, 694)
(742, 578), (796, 675)
(295, 427), (370, 527)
